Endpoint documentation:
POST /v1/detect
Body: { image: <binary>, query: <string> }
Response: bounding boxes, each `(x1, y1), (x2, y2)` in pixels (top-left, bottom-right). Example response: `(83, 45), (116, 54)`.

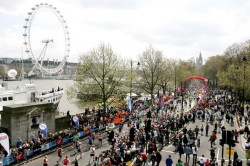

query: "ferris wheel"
(23, 3), (70, 76)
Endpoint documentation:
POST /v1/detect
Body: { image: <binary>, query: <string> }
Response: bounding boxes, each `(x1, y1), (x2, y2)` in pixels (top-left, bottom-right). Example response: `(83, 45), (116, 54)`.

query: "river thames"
(7, 79), (82, 115)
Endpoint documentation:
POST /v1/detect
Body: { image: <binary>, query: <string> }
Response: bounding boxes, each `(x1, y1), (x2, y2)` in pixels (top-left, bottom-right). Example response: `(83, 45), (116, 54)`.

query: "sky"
(0, 0), (250, 63)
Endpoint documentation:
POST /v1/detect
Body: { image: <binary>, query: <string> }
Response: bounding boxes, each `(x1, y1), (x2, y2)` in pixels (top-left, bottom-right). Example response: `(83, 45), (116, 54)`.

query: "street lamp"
(181, 82), (184, 110)
(130, 60), (140, 100)
(241, 56), (247, 115)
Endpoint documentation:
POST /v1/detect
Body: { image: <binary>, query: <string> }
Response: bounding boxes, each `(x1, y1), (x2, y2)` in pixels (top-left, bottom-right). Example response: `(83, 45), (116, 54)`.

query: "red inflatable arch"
(182, 76), (208, 90)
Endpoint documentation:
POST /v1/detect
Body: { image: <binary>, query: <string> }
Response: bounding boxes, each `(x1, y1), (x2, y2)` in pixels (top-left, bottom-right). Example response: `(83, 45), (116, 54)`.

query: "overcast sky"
(0, 0), (250, 63)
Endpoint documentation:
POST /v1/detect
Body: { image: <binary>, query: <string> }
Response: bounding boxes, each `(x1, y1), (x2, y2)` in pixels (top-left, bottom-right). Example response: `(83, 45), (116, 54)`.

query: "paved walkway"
(235, 116), (247, 150)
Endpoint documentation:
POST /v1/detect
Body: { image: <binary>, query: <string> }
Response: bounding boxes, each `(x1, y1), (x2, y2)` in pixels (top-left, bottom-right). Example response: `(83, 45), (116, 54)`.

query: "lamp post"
(174, 66), (176, 98)
(242, 56), (247, 115)
(130, 60), (140, 101)
(181, 82), (184, 110)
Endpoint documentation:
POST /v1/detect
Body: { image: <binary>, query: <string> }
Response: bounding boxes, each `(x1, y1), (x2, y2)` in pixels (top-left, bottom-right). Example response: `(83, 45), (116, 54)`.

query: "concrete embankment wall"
(55, 116), (71, 131)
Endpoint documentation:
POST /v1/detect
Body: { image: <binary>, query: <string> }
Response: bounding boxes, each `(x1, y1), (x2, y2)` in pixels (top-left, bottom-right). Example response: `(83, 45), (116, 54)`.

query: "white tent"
(126, 93), (137, 97)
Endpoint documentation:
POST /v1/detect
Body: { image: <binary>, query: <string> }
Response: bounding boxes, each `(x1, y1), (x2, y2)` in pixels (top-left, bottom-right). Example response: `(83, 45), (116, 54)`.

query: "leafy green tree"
(201, 55), (227, 89)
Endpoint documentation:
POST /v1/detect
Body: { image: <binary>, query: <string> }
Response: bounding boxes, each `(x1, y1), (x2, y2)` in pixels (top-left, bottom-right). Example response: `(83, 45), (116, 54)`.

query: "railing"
(1, 115), (134, 166)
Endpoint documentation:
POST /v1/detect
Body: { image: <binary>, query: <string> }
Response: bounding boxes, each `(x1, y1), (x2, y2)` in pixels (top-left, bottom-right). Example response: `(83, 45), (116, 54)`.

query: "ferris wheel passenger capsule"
(28, 12), (32, 15)
(23, 34), (27, 36)
(31, 8), (35, 10)
(25, 18), (29, 21)
(23, 42), (27, 45)
(35, 4), (39, 7)
(25, 50), (29, 53)
(23, 25), (28, 28)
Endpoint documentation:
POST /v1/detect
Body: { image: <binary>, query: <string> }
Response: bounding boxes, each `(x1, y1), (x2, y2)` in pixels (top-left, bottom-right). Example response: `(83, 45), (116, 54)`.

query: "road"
(19, 99), (248, 166)
(160, 113), (246, 166)
(18, 99), (187, 166)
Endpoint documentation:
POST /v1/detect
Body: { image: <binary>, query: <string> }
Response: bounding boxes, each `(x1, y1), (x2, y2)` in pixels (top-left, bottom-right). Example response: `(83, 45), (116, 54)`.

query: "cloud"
(1, 0), (250, 63)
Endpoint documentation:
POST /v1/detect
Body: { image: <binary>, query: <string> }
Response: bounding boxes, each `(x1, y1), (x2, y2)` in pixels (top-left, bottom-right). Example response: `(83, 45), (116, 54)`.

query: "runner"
(91, 131), (95, 141)
(98, 133), (103, 147)
(89, 145), (96, 163)
(76, 141), (82, 159)
(57, 146), (63, 164)
(62, 155), (70, 166)
(74, 138), (80, 155)
(88, 135), (93, 147)
(43, 155), (48, 166)
(74, 157), (79, 166)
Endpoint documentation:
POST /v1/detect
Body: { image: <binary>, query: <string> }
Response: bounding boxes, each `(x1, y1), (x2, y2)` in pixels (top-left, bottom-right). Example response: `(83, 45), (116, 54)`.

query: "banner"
(39, 123), (48, 137)
(90, 128), (95, 134)
(0, 133), (10, 156)
(63, 136), (70, 144)
(79, 131), (85, 138)
(128, 98), (132, 112)
(41, 143), (49, 151)
(2, 154), (14, 166)
(28, 148), (34, 156)
(99, 125), (104, 131)
(49, 140), (56, 149)
(73, 116), (79, 127)
(33, 146), (41, 154)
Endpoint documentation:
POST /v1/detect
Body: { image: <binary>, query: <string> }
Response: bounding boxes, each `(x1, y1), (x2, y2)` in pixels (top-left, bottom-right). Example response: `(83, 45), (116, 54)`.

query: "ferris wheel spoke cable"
(23, 3), (70, 76)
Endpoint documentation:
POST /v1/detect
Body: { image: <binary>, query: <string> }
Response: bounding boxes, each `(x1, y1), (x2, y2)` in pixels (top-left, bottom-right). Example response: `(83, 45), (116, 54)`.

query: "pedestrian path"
(235, 116), (247, 150)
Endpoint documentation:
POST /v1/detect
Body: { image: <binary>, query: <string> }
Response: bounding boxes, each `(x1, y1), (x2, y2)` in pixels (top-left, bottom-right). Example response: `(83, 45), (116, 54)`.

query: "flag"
(144, 98), (148, 106)
(128, 98), (132, 112)
(39, 122), (48, 137)
(0, 133), (10, 156)
(73, 116), (79, 127)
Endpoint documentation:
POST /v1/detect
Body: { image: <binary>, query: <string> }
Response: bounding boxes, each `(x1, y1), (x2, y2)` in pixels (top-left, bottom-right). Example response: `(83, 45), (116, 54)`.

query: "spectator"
(16, 138), (23, 149)
(184, 144), (192, 163)
(192, 145), (198, 165)
(199, 155), (205, 166)
(176, 159), (183, 166)
(166, 155), (173, 166)
(43, 155), (48, 166)
(156, 149), (162, 166)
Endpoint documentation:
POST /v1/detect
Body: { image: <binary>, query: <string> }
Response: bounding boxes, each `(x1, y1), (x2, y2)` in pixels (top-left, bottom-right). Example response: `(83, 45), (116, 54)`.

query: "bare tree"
(158, 58), (172, 95)
(137, 46), (164, 110)
(68, 43), (127, 115)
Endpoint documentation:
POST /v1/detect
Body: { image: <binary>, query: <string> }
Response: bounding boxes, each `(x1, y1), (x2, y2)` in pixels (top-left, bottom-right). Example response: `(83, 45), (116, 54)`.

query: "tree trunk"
(151, 91), (154, 111)
(103, 98), (107, 120)
(162, 85), (166, 96)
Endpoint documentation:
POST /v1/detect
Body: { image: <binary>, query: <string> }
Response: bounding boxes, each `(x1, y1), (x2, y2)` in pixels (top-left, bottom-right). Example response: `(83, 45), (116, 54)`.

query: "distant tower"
(195, 52), (203, 68)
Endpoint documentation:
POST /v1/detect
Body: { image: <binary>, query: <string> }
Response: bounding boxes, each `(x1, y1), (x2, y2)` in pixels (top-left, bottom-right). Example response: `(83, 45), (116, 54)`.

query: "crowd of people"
(87, 89), (249, 166)
(2, 88), (249, 166)
(90, 97), (197, 166)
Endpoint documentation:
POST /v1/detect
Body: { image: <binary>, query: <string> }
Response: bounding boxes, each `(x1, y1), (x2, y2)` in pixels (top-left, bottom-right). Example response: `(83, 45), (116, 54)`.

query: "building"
(195, 52), (203, 68)
(0, 57), (77, 78)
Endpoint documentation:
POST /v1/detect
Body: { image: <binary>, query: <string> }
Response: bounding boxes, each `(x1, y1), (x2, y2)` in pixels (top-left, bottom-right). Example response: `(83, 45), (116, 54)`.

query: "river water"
(7, 79), (82, 115)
